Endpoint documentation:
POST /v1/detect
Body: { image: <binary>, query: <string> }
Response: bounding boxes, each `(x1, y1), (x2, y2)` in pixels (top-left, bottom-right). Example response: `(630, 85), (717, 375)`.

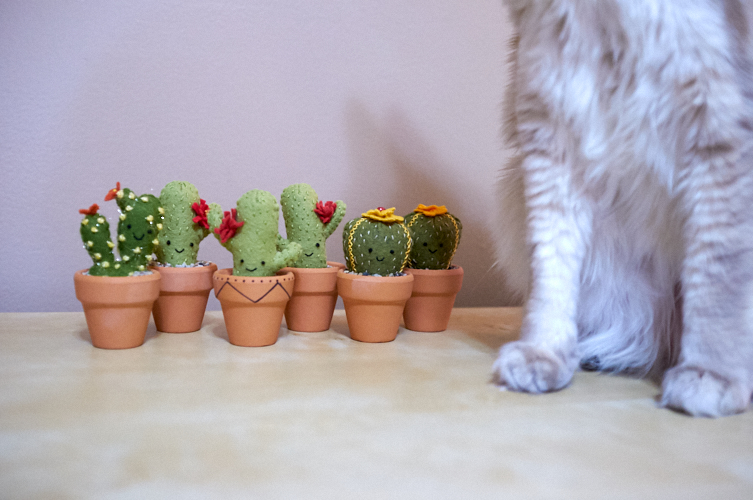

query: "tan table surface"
(1, 308), (751, 499)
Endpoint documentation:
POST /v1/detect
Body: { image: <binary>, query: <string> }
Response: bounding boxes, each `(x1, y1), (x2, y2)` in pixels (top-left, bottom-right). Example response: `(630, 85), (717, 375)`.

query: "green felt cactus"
(342, 207), (412, 275)
(155, 181), (210, 266)
(280, 183), (346, 268)
(78, 183), (163, 276)
(208, 189), (302, 277)
(404, 204), (462, 270)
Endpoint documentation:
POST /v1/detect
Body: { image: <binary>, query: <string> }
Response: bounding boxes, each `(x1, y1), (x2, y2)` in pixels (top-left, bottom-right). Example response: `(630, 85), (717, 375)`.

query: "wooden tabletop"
(1, 308), (751, 498)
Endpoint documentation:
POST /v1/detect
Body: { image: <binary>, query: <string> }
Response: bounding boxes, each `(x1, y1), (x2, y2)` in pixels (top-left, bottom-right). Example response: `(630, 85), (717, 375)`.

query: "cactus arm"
(80, 210), (119, 276)
(322, 200), (346, 239)
(207, 203), (231, 250)
(273, 239), (303, 272)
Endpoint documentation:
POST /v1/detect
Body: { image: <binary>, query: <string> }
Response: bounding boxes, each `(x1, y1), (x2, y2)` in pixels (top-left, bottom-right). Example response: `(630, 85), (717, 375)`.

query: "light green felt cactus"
(404, 204), (462, 270)
(342, 207), (412, 275)
(208, 189), (302, 277)
(155, 181), (210, 266)
(280, 183), (346, 268)
(79, 183), (163, 276)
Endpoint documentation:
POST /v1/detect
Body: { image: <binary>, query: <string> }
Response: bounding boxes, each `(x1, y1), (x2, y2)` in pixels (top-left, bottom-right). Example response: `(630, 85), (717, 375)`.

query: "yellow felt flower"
(362, 207), (404, 223)
(414, 204), (448, 217)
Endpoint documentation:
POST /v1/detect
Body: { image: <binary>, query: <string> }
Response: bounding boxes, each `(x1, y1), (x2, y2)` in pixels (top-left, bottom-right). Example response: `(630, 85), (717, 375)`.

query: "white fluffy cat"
(493, 0), (753, 417)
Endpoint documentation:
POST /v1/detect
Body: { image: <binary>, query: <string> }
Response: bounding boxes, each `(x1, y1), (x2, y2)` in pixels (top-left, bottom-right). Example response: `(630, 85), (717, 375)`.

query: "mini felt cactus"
(342, 207), (412, 275)
(79, 182), (163, 276)
(280, 183), (346, 268)
(403, 204), (462, 270)
(207, 189), (302, 277)
(155, 181), (210, 266)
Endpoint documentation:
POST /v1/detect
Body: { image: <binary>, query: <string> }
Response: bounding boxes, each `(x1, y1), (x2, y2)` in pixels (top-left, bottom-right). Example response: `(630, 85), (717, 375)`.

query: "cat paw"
(661, 365), (752, 417)
(492, 341), (575, 393)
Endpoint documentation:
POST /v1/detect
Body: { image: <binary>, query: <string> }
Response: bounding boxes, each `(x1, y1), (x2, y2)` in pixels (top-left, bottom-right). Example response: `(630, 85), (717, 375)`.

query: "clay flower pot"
(403, 266), (464, 332)
(213, 268), (295, 347)
(73, 269), (161, 349)
(282, 261), (345, 332)
(336, 269), (414, 343)
(150, 262), (218, 333)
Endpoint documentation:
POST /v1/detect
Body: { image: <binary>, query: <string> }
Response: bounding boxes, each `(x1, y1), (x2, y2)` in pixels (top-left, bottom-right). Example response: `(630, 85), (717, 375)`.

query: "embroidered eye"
(261, 261), (266, 266)
(390, 250), (395, 254)
(190, 242), (194, 247)
(167, 240), (171, 245)
(240, 259), (244, 264)
(316, 243), (320, 248)
(368, 248), (373, 253)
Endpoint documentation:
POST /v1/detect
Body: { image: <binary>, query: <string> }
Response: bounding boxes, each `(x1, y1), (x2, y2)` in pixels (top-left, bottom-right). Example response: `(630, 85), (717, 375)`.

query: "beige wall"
(0, 0), (516, 312)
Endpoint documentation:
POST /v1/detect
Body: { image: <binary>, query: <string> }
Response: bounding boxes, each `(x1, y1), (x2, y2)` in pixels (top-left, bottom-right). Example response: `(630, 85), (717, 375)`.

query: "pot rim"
(148, 262), (217, 274)
(403, 265), (464, 276)
(336, 268), (414, 284)
(74, 268), (161, 283)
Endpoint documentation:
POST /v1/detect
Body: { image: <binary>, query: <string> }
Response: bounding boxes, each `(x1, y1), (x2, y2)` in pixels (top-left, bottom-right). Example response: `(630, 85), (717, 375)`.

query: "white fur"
(493, 0), (753, 417)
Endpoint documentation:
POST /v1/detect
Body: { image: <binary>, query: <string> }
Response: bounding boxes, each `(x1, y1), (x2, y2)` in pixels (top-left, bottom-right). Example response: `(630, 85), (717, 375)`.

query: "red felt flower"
(104, 182), (121, 201)
(214, 208), (244, 243)
(78, 203), (100, 215)
(314, 201), (337, 224)
(191, 198), (210, 229)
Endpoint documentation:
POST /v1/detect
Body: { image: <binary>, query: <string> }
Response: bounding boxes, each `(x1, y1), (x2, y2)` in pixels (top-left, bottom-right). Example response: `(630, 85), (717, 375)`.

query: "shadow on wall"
(344, 100), (517, 307)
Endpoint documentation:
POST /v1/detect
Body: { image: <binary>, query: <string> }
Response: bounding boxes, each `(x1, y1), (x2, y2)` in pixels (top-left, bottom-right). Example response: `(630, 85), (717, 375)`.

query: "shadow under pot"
(336, 269), (414, 343)
(213, 268), (295, 347)
(403, 266), (464, 332)
(73, 269), (161, 349)
(150, 263), (218, 333)
(281, 261), (345, 332)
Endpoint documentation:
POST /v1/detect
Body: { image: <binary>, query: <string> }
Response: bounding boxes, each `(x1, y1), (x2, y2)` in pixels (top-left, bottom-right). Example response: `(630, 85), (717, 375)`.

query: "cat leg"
(661, 91), (753, 416)
(493, 150), (591, 393)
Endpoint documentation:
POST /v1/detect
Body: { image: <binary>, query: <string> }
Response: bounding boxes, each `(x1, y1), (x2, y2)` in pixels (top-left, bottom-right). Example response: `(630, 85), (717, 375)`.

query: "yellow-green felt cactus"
(281, 183), (346, 268)
(208, 189), (302, 276)
(155, 181), (210, 266)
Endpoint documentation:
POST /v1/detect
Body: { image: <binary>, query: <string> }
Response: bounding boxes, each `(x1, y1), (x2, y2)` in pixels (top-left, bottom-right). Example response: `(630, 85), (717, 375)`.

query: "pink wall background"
(0, 0), (515, 312)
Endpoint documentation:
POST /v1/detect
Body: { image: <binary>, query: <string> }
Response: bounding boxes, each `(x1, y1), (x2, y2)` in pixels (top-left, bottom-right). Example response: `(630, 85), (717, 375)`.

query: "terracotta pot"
(150, 263), (218, 333)
(403, 266), (464, 332)
(73, 269), (161, 349)
(213, 268), (295, 347)
(281, 262), (345, 332)
(336, 269), (414, 343)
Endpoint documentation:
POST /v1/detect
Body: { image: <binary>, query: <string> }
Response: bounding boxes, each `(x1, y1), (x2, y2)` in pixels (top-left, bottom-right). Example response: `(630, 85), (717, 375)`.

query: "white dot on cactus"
(159, 207), (165, 215)
(97, 217), (105, 224)
(128, 192), (136, 200)
(146, 215), (154, 222)
(123, 255), (130, 261)
(102, 261), (110, 268)
(114, 263), (120, 269)
(119, 214), (126, 221)
(138, 265), (145, 271)
(156, 223), (163, 230)
(140, 196), (149, 202)
(152, 239), (159, 245)
(119, 235), (126, 242)
(107, 241), (114, 249)
(81, 219), (89, 225)
(133, 247), (141, 254)
(87, 241), (94, 247)
(94, 253), (102, 260)
(117, 190), (124, 199)
(91, 227), (98, 233)
(126, 206), (133, 211)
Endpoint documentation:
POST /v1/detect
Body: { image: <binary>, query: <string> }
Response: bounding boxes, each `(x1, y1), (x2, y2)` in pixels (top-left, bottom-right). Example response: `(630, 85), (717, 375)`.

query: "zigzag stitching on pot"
(216, 281), (291, 303)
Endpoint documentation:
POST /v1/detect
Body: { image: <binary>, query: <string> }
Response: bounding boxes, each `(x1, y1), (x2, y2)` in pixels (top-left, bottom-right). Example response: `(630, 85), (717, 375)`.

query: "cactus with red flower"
(154, 181), (211, 266)
(280, 183), (346, 268)
(208, 189), (302, 276)
(79, 183), (163, 276)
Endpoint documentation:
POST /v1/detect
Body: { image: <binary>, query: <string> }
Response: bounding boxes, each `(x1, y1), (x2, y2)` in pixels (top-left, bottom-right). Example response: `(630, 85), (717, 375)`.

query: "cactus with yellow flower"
(403, 204), (462, 270)
(342, 207), (412, 276)
(79, 182), (163, 276)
